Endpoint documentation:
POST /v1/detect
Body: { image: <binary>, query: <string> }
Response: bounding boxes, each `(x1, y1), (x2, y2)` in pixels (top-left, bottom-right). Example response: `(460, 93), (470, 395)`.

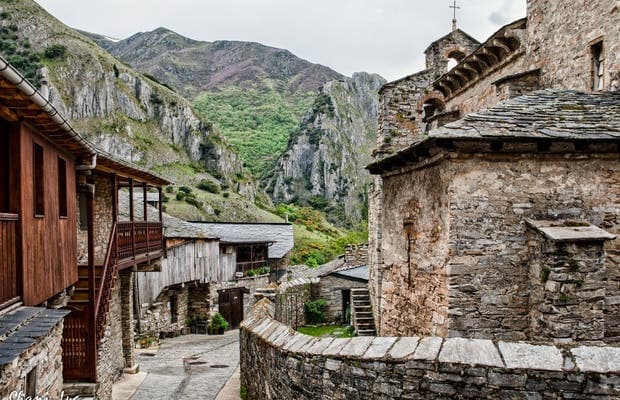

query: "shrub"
(175, 192), (186, 201)
(209, 312), (229, 332)
(185, 196), (204, 209)
(161, 194), (170, 203)
(222, 192), (230, 198)
(178, 186), (192, 194)
(165, 185), (174, 193)
(305, 299), (327, 324)
(197, 179), (220, 194)
(43, 44), (67, 60)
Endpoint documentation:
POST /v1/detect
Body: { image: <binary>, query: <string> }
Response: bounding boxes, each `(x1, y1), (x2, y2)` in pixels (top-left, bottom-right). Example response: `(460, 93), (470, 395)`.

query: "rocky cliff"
(1, 0), (257, 201)
(263, 72), (386, 227)
(83, 27), (346, 177)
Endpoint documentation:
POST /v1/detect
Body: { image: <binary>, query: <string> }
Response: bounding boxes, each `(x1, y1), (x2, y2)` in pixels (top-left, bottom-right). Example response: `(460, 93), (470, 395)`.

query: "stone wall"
(240, 299), (620, 400)
(526, 0), (620, 91)
(273, 279), (313, 329)
(137, 284), (189, 337)
(317, 275), (366, 322)
(379, 160), (451, 337)
(368, 176), (383, 333)
(376, 151), (619, 343)
(77, 173), (114, 262)
(96, 272), (125, 400)
(344, 244), (368, 267)
(443, 54), (526, 117)
(0, 323), (64, 399)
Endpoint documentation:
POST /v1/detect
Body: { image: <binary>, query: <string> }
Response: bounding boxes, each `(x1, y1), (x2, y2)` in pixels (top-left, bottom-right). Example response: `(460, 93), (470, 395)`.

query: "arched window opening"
(447, 50), (466, 71)
(422, 98), (446, 121)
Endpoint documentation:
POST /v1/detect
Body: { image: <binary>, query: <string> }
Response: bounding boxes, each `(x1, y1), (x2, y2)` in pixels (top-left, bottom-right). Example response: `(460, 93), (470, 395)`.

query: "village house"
(367, 0), (619, 343)
(0, 56), (97, 399)
(0, 53), (171, 399)
(190, 222), (294, 327)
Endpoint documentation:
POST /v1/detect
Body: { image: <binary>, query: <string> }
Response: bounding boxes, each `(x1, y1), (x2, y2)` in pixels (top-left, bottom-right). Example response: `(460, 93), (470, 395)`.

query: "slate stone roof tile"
(432, 90), (620, 140)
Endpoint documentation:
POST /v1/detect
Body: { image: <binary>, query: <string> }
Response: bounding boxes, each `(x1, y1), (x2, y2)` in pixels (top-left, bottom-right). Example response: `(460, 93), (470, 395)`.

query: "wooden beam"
(143, 182), (148, 222)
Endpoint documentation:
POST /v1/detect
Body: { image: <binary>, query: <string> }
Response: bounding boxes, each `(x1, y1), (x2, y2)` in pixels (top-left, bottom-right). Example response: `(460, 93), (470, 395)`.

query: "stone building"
(368, 0), (619, 344)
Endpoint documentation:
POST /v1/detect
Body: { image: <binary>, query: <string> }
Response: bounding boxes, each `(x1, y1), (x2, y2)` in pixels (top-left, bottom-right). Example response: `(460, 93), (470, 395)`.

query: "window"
(170, 295), (178, 324)
(0, 126), (9, 213)
(58, 157), (67, 217)
(33, 142), (44, 216)
(591, 41), (604, 91)
(25, 366), (37, 397)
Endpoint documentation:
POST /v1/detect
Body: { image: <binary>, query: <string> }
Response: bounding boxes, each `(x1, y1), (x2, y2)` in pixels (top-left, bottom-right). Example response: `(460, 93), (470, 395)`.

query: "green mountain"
(85, 27), (345, 177)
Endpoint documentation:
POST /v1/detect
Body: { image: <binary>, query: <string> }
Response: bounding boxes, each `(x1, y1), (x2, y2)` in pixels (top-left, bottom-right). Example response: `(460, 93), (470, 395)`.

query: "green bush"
(197, 179), (220, 194)
(175, 192), (186, 201)
(43, 44), (67, 60)
(209, 312), (229, 332)
(161, 194), (170, 203)
(165, 185), (174, 193)
(305, 299), (327, 324)
(222, 192), (230, 198)
(185, 196), (204, 209)
(178, 186), (192, 194)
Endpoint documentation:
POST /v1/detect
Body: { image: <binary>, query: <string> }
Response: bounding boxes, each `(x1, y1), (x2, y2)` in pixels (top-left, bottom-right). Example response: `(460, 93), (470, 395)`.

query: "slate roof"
(330, 265), (369, 282)
(289, 257), (346, 280)
(189, 222), (294, 258)
(432, 90), (620, 141)
(368, 90), (620, 174)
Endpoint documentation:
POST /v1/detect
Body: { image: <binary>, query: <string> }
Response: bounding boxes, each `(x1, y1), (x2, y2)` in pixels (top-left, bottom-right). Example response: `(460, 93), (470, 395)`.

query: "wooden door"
(217, 288), (245, 328)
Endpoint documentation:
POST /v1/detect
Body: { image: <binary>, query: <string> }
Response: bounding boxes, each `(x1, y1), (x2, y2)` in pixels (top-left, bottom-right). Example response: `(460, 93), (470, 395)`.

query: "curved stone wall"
(240, 298), (620, 399)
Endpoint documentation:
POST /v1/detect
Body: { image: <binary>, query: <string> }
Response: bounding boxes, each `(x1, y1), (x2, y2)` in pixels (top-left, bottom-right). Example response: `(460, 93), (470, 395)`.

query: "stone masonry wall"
(96, 272), (125, 400)
(368, 176), (383, 333)
(526, 0), (620, 91)
(443, 54), (526, 117)
(240, 299), (620, 400)
(377, 152), (619, 342)
(0, 323), (64, 399)
(77, 174), (114, 262)
(379, 160), (451, 337)
(138, 284), (189, 337)
(317, 275), (366, 322)
(344, 244), (368, 267)
(273, 279), (313, 330)
(376, 70), (434, 157)
(528, 239), (608, 342)
(446, 153), (619, 343)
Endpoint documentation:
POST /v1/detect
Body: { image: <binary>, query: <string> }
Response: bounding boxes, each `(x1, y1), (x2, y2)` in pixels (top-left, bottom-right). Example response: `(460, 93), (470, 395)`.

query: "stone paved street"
(125, 331), (240, 400)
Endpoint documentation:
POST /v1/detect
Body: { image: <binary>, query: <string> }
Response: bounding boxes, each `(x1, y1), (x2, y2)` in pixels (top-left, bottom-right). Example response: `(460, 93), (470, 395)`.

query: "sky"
(34, 0), (525, 82)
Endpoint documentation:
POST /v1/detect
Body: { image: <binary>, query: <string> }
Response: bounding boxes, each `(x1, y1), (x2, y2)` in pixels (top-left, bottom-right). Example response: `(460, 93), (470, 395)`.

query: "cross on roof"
(450, 0), (461, 31)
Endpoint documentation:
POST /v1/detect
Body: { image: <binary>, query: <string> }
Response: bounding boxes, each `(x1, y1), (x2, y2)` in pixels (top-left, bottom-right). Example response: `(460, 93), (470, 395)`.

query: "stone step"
(63, 382), (97, 398)
(356, 329), (376, 336)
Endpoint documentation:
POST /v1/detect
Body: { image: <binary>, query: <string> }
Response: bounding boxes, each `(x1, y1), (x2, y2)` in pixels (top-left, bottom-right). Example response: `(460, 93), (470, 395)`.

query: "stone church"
(367, 0), (619, 344)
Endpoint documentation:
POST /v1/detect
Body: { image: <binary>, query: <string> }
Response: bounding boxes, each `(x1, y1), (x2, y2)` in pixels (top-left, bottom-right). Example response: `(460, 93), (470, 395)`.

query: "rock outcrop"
(263, 72), (386, 227)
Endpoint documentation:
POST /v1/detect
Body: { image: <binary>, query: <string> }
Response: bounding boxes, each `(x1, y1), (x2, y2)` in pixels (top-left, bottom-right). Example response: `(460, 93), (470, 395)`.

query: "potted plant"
(186, 316), (196, 333)
(194, 314), (209, 334)
(208, 312), (229, 335)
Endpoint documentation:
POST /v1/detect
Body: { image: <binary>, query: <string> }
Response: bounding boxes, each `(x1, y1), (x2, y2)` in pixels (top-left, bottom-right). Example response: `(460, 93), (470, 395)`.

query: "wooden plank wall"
(135, 239), (220, 307)
(19, 123), (78, 306)
(220, 245), (237, 282)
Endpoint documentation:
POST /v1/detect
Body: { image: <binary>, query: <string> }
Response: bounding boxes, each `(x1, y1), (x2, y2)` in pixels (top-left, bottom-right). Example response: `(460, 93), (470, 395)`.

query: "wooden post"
(143, 183), (148, 253)
(86, 183), (97, 380)
(129, 178), (135, 258)
(111, 174), (118, 222)
(158, 186), (164, 255)
(158, 187), (163, 222)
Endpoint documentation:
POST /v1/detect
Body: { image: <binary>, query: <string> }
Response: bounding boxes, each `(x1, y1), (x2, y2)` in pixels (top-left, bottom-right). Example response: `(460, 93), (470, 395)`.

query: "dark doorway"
(342, 289), (351, 324)
(217, 287), (246, 328)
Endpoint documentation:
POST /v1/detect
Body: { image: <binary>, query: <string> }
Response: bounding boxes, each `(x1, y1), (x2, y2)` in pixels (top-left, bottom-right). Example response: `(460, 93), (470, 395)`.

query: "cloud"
(488, 0), (525, 26)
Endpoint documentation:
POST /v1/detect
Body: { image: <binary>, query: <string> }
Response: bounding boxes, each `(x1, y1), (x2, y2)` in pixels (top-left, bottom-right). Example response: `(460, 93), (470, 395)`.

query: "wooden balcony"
(0, 213), (19, 308)
(116, 221), (163, 268)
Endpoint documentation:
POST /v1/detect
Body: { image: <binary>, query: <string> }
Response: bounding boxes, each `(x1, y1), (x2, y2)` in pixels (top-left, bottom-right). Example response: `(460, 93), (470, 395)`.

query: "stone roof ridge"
(424, 28), (481, 54)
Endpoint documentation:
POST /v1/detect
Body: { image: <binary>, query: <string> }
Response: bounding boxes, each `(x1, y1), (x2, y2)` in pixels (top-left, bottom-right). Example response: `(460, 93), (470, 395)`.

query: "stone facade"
(316, 275), (366, 322)
(344, 244), (368, 267)
(369, 0), (620, 343)
(240, 298), (620, 400)
(138, 284), (190, 338)
(376, 152), (619, 342)
(526, 0), (620, 91)
(212, 274), (270, 319)
(273, 279), (313, 330)
(0, 319), (65, 399)
(77, 174), (115, 262)
(96, 273), (125, 400)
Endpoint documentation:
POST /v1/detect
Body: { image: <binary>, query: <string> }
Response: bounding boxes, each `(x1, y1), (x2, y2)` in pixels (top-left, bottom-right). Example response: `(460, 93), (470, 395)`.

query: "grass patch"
(297, 325), (354, 338)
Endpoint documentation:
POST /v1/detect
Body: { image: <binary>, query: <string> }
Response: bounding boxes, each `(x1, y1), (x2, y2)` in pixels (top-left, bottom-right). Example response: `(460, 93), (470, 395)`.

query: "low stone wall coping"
(243, 310), (620, 374)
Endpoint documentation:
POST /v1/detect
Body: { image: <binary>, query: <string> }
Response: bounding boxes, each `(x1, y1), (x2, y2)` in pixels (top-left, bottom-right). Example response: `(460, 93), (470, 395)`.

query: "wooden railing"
(95, 223), (118, 344)
(236, 260), (269, 274)
(0, 213), (19, 308)
(61, 308), (94, 380)
(117, 221), (163, 262)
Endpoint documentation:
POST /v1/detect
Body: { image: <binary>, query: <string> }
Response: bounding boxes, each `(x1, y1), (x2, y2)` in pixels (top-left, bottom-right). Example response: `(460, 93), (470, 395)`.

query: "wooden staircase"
(350, 288), (376, 336)
(62, 224), (118, 382)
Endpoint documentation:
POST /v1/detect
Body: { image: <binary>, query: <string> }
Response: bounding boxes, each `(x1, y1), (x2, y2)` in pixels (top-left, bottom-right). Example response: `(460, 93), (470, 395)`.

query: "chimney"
(40, 80), (49, 101)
